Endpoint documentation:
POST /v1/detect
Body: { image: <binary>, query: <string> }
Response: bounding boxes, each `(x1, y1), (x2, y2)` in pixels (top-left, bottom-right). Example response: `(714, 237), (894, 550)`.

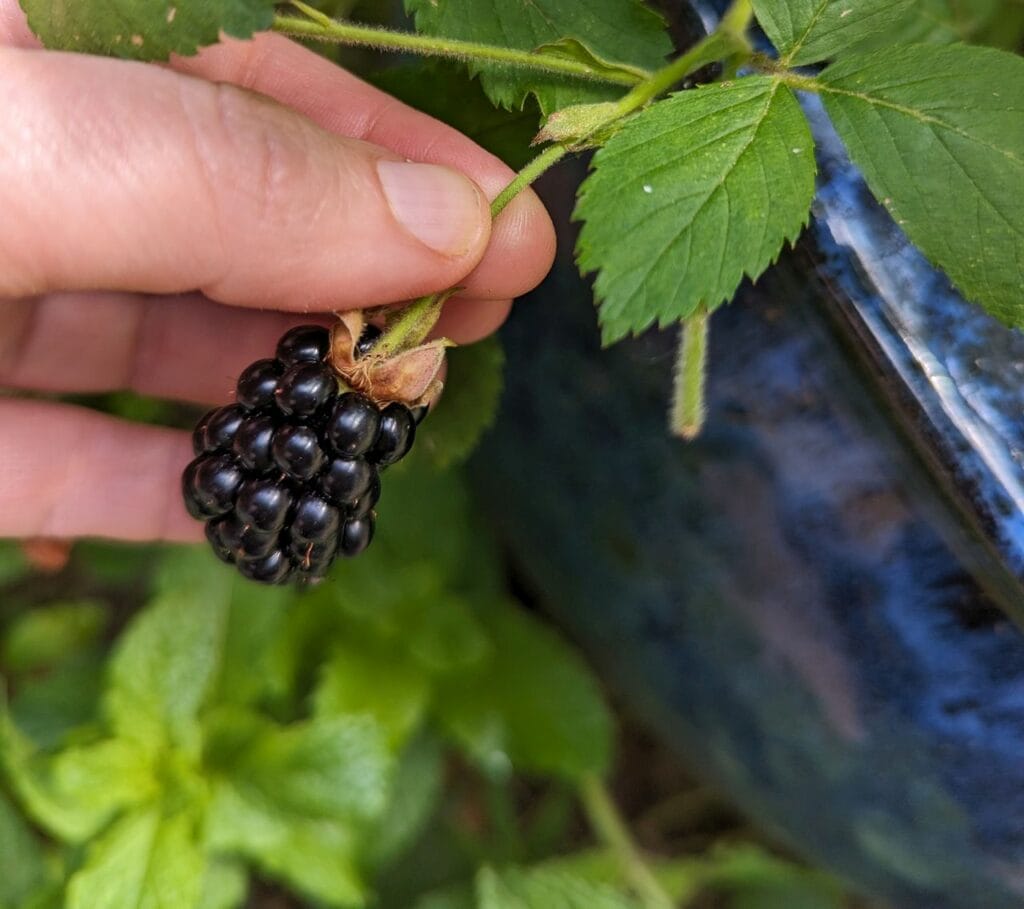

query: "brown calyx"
(328, 309), (448, 410)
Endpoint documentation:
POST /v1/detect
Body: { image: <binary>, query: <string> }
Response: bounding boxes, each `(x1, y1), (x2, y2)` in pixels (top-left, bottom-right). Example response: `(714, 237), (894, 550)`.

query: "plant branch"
(612, 0), (754, 116)
(671, 307), (710, 440)
(491, 145), (568, 219)
(580, 775), (674, 909)
(274, 5), (647, 87)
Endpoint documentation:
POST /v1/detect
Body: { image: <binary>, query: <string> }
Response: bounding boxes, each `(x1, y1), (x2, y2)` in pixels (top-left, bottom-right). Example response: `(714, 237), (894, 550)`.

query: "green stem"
(491, 145), (568, 219)
(273, 9), (646, 87)
(612, 0), (754, 116)
(580, 776), (674, 909)
(671, 307), (709, 440)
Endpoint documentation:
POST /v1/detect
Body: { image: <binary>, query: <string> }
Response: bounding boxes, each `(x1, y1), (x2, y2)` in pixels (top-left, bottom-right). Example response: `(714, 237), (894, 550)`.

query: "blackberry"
(181, 323), (423, 585)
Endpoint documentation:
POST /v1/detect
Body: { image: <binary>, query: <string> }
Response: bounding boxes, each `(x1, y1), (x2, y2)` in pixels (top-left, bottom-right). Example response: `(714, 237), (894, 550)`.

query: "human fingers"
(0, 291), (509, 404)
(174, 32), (557, 303)
(0, 399), (200, 541)
(0, 46), (493, 308)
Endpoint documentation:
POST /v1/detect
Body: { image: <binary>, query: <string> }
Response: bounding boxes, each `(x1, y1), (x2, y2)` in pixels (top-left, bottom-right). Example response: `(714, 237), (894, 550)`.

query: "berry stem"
(671, 306), (710, 441)
(490, 144), (568, 219)
(579, 775), (675, 909)
(275, 3), (648, 87)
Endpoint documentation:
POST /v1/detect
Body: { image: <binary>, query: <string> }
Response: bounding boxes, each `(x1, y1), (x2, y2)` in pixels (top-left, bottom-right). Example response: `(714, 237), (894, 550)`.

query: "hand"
(0, 4), (556, 543)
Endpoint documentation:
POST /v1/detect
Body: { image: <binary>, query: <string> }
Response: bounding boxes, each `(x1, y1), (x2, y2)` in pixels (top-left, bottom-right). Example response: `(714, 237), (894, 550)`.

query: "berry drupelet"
(182, 324), (419, 584)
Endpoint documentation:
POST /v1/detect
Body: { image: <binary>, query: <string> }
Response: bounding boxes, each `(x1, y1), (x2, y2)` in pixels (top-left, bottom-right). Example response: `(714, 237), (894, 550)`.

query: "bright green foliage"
(104, 572), (230, 752)
(66, 807), (206, 909)
(404, 0), (671, 114)
(18, 0), (276, 60)
(819, 44), (1024, 328)
(576, 77), (816, 343)
(417, 337), (506, 469)
(196, 862), (248, 909)
(751, 0), (915, 65)
(314, 641), (431, 746)
(436, 605), (612, 781)
(477, 865), (639, 909)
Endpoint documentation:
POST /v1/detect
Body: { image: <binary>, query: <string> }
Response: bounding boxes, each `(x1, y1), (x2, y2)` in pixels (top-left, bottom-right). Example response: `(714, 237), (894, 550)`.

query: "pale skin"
(0, 2), (556, 543)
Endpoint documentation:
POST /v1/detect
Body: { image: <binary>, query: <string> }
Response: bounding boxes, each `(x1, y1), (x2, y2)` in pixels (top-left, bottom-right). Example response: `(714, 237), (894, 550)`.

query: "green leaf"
(533, 38), (652, 83)
(477, 865), (639, 909)
(313, 641), (430, 747)
(0, 717), (155, 842)
(371, 63), (540, 171)
(212, 583), (293, 709)
(417, 337), (505, 469)
(2, 601), (106, 674)
(846, 0), (1018, 50)
(205, 783), (366, 907)
(0, 791), (50, 908)
(66, 807), (206, 909)
(576, 78), (815, 343)
(404, 0), (671, 115)
(700, 845), (845, 909)
(366, 734), (444, 868)
(436, 604), (612, 781)
(9, 652), (105, 749)
(197, 862), (248, 909)
(104, 561), (232, 752)
(18, 0), (276, 61)
(751, 0), (915, 65)
(818, 44), (1024, 328)
(206, 709), (392, 824)
(0, 542), (29, 588)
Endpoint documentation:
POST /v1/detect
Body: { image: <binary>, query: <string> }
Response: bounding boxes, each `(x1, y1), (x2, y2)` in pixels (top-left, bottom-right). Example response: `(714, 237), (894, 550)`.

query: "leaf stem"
(579, 775), (674, 909)
(273, 7), (647, 87)
(671, 307), (710, 440)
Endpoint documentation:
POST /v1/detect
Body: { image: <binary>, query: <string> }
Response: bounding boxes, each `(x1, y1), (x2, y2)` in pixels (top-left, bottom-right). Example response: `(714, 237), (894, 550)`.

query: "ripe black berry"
(197, 404), (246, 454)
(272, 424), (325, 481)
(319, 457), (375, 506)
(291, 494), (341, 544)
(236, 359), (283, 410)
(356, 323), (383, 357)
(233, 413), (277, 474)
(276, 325), (330, 366)
(183, 454), (243, 519)
(340, 515), (375, 557)
(215, 515), (280, 559)
(235, 478), (293, 533)
(275, 362), (337, 417)
(237, 549), (292, 585)
(350, 473), (381, 519)
(182, 323), (426, 585)
(369, 403), (416, 467)
(326, 393), (380, 458)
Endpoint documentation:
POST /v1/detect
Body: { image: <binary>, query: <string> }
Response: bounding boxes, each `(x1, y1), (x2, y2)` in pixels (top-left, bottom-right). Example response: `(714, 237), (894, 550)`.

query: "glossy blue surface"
(470, 34), (1024, 900)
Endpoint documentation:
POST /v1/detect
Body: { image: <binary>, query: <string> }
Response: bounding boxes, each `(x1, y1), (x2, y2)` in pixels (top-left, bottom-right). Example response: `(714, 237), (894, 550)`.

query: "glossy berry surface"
(370, 403), (416, 467)
(276, 325), (330, 366)
(182, 323), (425, 585)
(274, 362), (337, 417)
(236, 359), (283, 410)
(233, 413), (277, 474)
(326, 393), (381, 458)
(356, 323), (383, 357)
(272, 424), (325, 481)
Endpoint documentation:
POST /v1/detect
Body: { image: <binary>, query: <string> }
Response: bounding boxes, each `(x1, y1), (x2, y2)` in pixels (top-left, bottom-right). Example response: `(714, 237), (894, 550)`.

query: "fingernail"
(377, 160), (485, 257)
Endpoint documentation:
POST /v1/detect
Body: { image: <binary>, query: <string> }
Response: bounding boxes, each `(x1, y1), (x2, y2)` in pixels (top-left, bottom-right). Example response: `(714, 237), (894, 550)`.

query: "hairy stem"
(491, 145), (568, 219)
(671, 307), (710, 440)
(579, 775), (674, 909)
(274, 6), (647, 87)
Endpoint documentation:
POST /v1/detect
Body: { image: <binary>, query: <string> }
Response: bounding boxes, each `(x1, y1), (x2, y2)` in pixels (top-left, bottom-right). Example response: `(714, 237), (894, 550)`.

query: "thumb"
(0, 47), (492, 309)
